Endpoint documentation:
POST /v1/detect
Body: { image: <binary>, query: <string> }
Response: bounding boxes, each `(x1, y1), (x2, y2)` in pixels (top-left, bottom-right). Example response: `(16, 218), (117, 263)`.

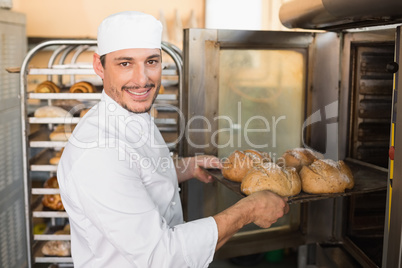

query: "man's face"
(94, 48), (162, 113)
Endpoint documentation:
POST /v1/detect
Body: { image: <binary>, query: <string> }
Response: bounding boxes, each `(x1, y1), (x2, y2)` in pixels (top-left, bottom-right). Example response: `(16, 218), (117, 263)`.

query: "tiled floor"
(209, 249), (298, 268)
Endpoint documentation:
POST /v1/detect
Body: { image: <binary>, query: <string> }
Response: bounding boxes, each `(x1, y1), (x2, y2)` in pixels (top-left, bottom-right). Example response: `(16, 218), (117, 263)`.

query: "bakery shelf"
(31, 165), (58, 172)
(34, 234), (70, 241)
(29, 117), (80, 124)
(29, 68), (96, 75)
(35, 254), (72, 264)
(32, 238), (72, 264)
(30, 140), (67, 148)
(28, 92), (102, 100)
(29, 149), (58, 171)
(32, 200), (67, 218)
(35, 256), (73, 264)
(32, 188), (60, 195)
(29, 128), (69, 148)
(33, 241), (72, 264)
(29, 148), (60, 167)
(33, 211), (68, 218)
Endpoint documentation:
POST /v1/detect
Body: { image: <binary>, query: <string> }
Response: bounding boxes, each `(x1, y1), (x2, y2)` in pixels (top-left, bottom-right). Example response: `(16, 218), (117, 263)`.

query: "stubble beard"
(121, 83), (160, 114)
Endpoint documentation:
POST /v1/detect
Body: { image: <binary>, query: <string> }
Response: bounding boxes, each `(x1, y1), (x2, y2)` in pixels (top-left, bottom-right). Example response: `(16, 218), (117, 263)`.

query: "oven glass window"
(217, 49), (306, 160)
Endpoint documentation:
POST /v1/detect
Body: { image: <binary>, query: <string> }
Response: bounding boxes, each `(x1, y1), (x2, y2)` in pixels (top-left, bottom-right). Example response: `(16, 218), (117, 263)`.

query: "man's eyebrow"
(147, 54), (161, 60)
(114, 56), (134, 61)
(113, 54), (161, 61)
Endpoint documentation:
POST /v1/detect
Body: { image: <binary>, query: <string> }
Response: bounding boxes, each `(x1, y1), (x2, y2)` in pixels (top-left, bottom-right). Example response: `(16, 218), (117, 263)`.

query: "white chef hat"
(97, 11), (163, 56)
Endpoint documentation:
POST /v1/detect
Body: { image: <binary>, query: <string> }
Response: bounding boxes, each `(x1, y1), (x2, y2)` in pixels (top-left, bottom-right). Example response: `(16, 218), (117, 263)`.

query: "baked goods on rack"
(52, 99), (83, 112)
(69, 81), (96, 93)
(34, 106), (72, 118)
(299, 159), (354, 194)
(49, 148), (64, 165)
(42, 176), (64, 211)
(277, 148), (323, 172)
(49, 124), (75, 142)
(41, 240), (71, 256)
(159, 84), (165, 94)
(79, 108), (91, 117)
(34, 81), (60, 93)
(222, 149), (271, 182)
(241, 162), (302, 197)
(41, 224), (71, 256)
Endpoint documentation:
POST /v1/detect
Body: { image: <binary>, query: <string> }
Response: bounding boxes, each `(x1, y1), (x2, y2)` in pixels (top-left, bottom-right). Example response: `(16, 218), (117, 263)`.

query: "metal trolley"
(20, 40), (184, 267)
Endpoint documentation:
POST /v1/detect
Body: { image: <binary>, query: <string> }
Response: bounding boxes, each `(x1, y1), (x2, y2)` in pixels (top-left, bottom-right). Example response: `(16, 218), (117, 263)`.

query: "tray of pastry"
(202, 158), (388, 204)
(30, 148), (63, 171)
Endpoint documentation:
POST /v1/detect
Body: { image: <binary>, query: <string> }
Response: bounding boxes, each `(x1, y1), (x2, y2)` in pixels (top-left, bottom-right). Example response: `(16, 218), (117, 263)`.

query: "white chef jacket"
(57, 91), (218, 268)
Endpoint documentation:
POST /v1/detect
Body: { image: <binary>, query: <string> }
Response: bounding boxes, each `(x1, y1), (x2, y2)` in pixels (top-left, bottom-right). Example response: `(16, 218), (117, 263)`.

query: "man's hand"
(192, 155), (222, 183)
(175, 155), (222, 183)
(243, 191), (289, 228)
(213, 190), (289, 250)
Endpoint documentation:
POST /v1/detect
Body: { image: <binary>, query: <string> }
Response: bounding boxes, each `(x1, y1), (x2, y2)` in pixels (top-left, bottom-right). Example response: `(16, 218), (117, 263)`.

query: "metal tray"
(202, 158), (388, 204)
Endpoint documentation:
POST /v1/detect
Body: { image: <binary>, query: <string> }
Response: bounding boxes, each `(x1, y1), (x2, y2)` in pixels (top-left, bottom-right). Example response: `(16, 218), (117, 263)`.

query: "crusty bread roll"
(49, 125), (75, 141)
(278, 148), (323, 172)
(159, 84), (165, 94)
(244, 149), (271, 165)
(35, 81), (60, 93)
(49, 148), (64, 165)
(241, 162), (301, 197)
(34, 106), (72, 118)
(52, 99), (83, 112)
(69, 81), (96, 93)
(42, 240), (71, 256)
(79, 108), (91, 117)
(299, 159), (354, 194)
(42, 176), (64, 211)
(222, 150), (271, 182)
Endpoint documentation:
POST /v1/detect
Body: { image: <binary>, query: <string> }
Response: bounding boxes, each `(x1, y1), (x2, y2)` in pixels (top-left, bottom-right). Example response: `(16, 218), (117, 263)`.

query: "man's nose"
(131, 64), (148, 86)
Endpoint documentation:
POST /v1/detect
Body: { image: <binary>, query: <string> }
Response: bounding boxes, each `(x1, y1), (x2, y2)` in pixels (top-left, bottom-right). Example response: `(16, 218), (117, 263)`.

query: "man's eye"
(120, 62), (129, 67)
(148, 60), (157, 65)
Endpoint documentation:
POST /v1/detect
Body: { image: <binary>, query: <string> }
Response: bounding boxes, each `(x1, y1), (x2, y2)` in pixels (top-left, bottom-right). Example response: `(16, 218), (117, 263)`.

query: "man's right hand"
(242, 190), (289, 228)
(213, 190), (289, 251)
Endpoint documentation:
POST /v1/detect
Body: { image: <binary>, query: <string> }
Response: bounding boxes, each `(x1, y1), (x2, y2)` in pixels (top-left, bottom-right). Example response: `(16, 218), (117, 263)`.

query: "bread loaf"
(42, 240), (71, 256)
(79, 108), (91, 117)
(241, 162), (301, 197)
(52, 99), (83, 112)
(222, 150), (271, 182)
(49, 149), (64, 165)
(49, 125), (75, 141)
(34, 106), (72, 118)
(278, 148), (323, 172)
(42, 176), (64, 211)
(299, 159), (354, 194)
(35, 81), (60, 93)
(69, 81), (96, 93)
(159, 84), (165, 94)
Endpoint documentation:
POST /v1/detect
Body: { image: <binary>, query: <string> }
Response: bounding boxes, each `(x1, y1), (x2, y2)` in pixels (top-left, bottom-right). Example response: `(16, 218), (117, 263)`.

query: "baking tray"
(202, 158), (388, 204)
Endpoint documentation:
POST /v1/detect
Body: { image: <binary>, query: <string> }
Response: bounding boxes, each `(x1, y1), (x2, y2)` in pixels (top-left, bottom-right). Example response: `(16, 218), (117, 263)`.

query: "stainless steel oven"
(180, 7), (402, 266)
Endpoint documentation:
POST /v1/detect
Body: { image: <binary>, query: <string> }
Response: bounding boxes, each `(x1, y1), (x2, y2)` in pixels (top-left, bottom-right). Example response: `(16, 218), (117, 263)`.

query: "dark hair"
(100, 55), (106, 68)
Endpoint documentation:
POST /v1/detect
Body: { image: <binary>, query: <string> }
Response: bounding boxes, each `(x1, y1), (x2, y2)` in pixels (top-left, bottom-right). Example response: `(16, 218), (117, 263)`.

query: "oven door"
(181, 28), (391, 261)
(384, 25), (402, 268)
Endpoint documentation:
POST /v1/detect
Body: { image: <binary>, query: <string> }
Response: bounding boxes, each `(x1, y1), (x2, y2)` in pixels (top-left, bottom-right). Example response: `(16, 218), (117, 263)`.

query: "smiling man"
(94, 48), (161, 113)
(57, 11), (289, 268)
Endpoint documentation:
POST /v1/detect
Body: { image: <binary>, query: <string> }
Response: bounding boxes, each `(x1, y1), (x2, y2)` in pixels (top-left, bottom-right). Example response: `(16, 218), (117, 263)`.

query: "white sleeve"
(68, 146), (218, 268)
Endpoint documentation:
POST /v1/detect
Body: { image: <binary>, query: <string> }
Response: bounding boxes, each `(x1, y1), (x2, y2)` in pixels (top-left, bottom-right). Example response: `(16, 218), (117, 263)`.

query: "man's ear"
(93, 53), (104, 79)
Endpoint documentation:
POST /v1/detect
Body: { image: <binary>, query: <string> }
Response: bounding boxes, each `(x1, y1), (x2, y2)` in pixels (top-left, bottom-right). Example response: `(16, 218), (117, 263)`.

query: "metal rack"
(20, 40), (183, 267)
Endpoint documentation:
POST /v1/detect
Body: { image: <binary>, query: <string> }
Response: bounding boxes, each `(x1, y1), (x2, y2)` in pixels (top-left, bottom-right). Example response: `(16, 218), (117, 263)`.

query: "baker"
(57, 11), (289, 268)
